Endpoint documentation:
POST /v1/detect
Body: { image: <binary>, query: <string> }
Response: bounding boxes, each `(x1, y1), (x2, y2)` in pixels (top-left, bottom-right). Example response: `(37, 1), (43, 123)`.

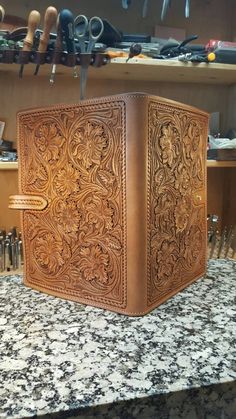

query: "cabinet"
(0, 0), (236, 231)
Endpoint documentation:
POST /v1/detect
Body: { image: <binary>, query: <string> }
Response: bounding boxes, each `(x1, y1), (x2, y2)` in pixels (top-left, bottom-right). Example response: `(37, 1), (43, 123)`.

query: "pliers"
(161, 0), (190, 20)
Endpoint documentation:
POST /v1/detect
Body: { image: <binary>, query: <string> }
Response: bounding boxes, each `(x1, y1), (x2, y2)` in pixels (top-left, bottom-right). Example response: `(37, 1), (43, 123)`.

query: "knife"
(19, 10), (41, 78)
(34, 6), (58, 75)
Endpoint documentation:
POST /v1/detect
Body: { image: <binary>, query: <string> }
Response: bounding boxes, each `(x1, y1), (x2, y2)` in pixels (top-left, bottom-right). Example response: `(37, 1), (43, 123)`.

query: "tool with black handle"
(126, 43), (142, 62)
(19, 10), (41, 78)
(60, 9), (77, 78)
(34, 6), (57, 75)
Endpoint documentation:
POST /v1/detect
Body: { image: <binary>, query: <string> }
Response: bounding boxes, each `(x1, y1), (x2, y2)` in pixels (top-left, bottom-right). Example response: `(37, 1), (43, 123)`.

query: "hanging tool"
(161, 0), (191, 20)
(126, 43), (142, 62)
(122, 0), (131, 9)
(161, 0), (171, 21)
(74, 15), (104, 100)
(50, 15), (61, 84)
(0, 5), (5, 22)
(60, 9), (77, 78)
(19, 10), (41, 78)
(34, 6), (57, 75)
(142, 0), (149, 18)
(185, 0), (190, 18)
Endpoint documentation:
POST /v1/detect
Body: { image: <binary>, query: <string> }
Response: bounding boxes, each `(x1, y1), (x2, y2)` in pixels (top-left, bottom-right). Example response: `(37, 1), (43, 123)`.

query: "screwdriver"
(0, 5), (5, 22)
(19, 10), (41, 78)
(50, 15), (62, 84)
(34, 6), (58, 75)
(59, 9), (77, 78)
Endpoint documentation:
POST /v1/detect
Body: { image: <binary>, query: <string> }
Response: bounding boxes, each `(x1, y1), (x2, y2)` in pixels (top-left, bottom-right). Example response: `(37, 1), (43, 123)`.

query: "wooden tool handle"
(54, 15), (62, 51)
(38, 6), (57, 53)
(0, 5), (5, 22)
(23, 10), (41, 51)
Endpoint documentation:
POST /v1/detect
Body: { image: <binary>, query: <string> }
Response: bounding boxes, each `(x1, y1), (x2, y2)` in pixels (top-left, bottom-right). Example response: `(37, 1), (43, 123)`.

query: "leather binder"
(9, 93), (209, 315)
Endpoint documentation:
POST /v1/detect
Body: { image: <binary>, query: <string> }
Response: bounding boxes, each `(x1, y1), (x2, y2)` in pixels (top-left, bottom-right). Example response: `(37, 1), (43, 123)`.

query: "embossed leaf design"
(84, 195), (113, 231)
(34, 232), (65, 275)
(35, 123), (65, 163)
(72, 122), (107, 168)
(105, 234), (122, 251)
(97, 169), (115, 188)
(78, 245), (109, 284)
(174, 163), (191, 196)
(22, 104), (125, 306)
(174, 196), (191, 233)
(159, 124), (179, 167)
(26, 160), (48, 188)
(184, 225), (202, 264)
(25, 213), (40, 240)
(148, 103), (206, 304)
(157, 240), (179, 280)
(53, 164), (80, 197)
(55, 199), (81, 234)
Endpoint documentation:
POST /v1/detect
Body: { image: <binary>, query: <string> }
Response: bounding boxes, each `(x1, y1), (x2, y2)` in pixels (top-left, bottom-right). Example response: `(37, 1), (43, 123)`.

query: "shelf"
(206, 160), (236, 167)
(0, 162), (18, 170)
(1, 58), (236, 84)
(1, 160), (236, 171)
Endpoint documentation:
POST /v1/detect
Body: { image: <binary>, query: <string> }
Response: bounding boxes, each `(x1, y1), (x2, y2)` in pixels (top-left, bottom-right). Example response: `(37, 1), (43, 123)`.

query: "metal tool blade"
(34, 6), (57, 75)
(80, 64), (89, 100)
(185, 0), (190, 18)
(209, 229), (218, 259)
(217, 226), (227, 258)
(224, 226), (233, 258)
(142, 0), (149, 18)
(122, 0), (131, 9)
(161, 0), (170, 20)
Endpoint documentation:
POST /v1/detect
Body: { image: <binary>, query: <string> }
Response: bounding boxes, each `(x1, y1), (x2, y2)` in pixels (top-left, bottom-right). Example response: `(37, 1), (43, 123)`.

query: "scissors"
(74, 15), (104, 100)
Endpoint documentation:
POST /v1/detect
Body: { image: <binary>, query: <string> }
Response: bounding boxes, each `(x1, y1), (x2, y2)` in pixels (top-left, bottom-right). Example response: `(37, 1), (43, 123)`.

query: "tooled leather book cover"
(9, 93), (209, 316)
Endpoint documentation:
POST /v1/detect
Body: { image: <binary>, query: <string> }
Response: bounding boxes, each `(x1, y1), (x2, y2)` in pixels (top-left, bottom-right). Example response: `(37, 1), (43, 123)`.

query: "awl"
(19, 10), (41, 78)
(34, 6), (57, 75)
(50, 15), (61, 84)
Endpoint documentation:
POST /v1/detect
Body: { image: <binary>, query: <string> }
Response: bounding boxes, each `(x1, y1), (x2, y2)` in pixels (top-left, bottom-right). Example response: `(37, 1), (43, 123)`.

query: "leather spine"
(125, 95), (148, 314)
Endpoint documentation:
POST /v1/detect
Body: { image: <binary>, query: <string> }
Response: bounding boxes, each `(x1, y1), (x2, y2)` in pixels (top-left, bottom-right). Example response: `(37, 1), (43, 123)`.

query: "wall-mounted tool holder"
(0, 49), (109, 68)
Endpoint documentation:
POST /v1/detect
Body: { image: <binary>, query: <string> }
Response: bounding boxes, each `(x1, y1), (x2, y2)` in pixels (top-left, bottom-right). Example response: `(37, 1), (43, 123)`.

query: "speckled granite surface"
(0, 259), (235, 419)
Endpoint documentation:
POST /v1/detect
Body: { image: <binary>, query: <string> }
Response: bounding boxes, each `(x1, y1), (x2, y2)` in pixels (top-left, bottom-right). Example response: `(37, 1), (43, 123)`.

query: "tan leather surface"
(9, 194), (48, 210)
(14, 93), (209, 315)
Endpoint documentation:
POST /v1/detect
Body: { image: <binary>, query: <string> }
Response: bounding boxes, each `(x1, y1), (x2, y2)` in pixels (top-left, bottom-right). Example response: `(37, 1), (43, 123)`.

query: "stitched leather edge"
(9, 194), (48, 210)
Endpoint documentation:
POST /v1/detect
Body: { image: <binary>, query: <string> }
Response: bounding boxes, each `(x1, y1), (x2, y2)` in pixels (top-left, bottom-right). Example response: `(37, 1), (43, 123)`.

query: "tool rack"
(0, 49), (109, 68)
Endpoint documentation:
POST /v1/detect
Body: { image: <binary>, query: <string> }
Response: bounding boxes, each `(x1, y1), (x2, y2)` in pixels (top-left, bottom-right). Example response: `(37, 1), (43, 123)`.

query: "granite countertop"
(0, 259), (235, 419)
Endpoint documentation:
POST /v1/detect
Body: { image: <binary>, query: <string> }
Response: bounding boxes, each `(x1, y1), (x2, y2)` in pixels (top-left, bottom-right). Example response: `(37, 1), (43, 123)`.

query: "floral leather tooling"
(9, 93), (209, 315)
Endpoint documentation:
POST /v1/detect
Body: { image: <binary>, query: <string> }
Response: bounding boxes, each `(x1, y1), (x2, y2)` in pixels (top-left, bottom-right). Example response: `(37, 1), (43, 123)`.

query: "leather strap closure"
(9, 195), (48, 210)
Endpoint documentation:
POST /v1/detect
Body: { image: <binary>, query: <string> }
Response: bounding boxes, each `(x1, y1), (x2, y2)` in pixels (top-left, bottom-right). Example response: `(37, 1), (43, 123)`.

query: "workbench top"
(0, 259), (235, 418)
